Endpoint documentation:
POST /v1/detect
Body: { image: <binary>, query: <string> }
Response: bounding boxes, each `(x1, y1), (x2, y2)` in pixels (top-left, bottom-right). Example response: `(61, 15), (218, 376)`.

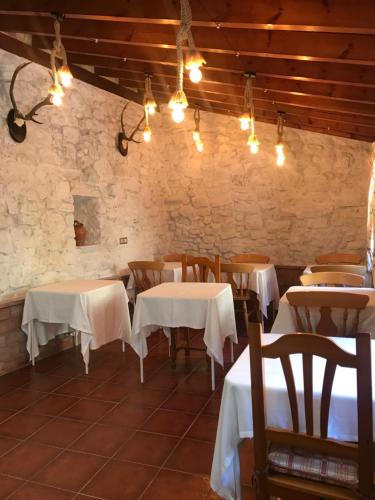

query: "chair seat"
(268, 445), (359, 488)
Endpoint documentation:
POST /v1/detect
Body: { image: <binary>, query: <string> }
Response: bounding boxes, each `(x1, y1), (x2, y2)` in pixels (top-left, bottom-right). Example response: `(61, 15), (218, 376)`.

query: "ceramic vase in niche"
(74, 220), (86, 246)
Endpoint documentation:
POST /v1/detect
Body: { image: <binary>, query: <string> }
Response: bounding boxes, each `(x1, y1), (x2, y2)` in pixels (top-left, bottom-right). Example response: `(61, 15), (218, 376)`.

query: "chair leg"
(242, 300), (249, 333)
(170, 327), (177, 368)
(184, 327), (190, 356)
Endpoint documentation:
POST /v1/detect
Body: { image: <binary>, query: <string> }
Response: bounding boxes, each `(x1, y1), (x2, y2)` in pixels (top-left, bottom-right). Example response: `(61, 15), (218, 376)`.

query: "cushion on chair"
(268, 445), (358, 488)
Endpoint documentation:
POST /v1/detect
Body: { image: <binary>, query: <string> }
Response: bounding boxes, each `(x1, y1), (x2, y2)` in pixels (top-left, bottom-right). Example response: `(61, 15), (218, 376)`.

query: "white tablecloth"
(271, 286), (375, 336)
(22, 279), (132, 368)
(131, 282), (237, 366)
(128, 262), (279, 318)
(210, 334), (375, 500)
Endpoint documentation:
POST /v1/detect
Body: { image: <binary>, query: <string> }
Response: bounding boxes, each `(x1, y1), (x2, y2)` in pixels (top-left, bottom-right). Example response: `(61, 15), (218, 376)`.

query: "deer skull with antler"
(117, 102), (145, 157)
(7, 62), (53, 143)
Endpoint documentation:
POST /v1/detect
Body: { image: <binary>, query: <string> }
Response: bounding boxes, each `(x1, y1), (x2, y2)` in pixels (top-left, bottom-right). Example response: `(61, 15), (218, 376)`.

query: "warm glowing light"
(193, 130), (200, 141)
(196, 140), (204, 152)
(248, 134), (259, 154)
(49, 82), (64, 106)
(239, 113), (250, 131)
(185, 51), (206, 84)
(189, 66), (202, 83)
(49, 82), (64, 97)
(276, 142), (285, 166)
(168, 90), (188, 123)
(51, 94), (63, 106)
(144, 97), (157, 116)
(172, 107), (185, 123)
(57, 65), (73, 87)
(143, 126), (151, 143)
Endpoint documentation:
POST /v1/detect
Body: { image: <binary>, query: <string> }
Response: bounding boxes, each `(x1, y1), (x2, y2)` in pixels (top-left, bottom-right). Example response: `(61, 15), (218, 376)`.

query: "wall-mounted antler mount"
(7, 62), (52, 143)
(117, 102), (145, 157)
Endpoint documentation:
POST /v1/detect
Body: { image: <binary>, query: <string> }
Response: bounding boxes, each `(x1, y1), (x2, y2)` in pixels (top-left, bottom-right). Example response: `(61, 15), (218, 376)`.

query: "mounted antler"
(117, 102), (145, 156)
(7, 62), (53, 143)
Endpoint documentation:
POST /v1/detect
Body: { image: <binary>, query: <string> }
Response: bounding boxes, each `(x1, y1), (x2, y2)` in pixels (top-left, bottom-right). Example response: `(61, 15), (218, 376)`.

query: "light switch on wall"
(119, 237), (128, 244)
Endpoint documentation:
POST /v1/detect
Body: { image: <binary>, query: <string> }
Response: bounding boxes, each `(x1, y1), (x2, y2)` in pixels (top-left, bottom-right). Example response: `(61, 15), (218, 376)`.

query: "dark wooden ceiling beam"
(96, 67), (375, 104)
(157, 98), (373, 142)
(0, 1), (374, 34)
(4, 15), (375, 65)
(0, 32), (142, 104)
(33, 36), (375, 89)
(94, 67), (375, 117)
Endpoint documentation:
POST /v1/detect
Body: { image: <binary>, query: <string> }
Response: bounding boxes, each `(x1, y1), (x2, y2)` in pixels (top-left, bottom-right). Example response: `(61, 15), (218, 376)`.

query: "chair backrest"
(220, 263), (254, 298)
(248, 323), (373, 499)
(310, 264), (367, 276)
(286, 291), (369, 337)
(181, 254), (220, 283)
(300, 271), (365, 288)
(230, 253), (270, 264)
(315, 253), (362, 264)
(162, 253), (184, 262)
(128, 261), (165, 293)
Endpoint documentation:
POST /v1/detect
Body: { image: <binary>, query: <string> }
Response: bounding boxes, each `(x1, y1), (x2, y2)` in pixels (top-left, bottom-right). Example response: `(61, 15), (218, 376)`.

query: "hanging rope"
(194, 107), (200, 132)
(175, 0), (193, 92)
(277, 113), (284, 143)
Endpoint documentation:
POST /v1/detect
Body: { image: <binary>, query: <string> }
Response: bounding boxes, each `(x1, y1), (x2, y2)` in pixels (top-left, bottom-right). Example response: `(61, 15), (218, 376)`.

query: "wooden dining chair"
(181, 254), (221, 283)
(220, 263), (257, 331)
(286, 291), (369, 337)
(248, 323), (373, 500)
(300, 271), (365, 287)
(162, 253), (184, 262)
(315, 253), (362, 264)
(128, 261), (165, 295)
(230, 253), (270, 264)
(310, 264), (367, 276)
(171, 254), (221, 367)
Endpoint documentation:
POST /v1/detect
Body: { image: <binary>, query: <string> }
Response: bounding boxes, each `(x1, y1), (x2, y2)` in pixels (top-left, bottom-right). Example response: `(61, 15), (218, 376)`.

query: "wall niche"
(73, 195), (101, 247)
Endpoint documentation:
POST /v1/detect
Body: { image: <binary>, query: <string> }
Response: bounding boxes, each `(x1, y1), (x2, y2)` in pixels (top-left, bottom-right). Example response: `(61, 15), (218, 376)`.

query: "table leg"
(230, 340), (234, 363)
(73, 330), (78, 347)
(170, 328), (177, 368)
(140, 338), (144, 383)
(30, 320), (36, 366)
(211, 356), (215, 391)
(122, 340), (126, 352)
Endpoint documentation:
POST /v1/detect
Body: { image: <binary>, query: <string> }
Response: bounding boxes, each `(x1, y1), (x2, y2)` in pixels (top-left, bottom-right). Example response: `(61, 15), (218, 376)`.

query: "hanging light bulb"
(143, 75), (157, 116)
(48, 81), (64, 106)
(193, 107), (204, 152)
(193, 130), (200, 141)
(275, 111), (286, 167)
(242, 73), (259, 152)
(48, 15), (72, 106)
(143, 125), (152, 143)
(248, 134), (259, 154)
(57, 64), (73, 87)
(239, 112), (250, 131)
(196, 139), (204, 152)
(185, 49), (206, 84)
(169, 90), (188, 123)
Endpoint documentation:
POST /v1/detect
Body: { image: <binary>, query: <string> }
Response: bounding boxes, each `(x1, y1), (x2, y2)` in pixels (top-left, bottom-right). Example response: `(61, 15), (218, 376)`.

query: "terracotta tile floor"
(0, 330), (254, 499)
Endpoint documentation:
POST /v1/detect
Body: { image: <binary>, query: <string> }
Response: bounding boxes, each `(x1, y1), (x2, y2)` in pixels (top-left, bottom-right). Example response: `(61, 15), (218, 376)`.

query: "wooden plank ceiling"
(0, 0), (374, 142)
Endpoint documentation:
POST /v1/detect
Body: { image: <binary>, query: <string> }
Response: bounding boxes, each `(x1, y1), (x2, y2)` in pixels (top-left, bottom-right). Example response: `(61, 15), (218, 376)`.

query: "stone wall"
(0, 49), (170, 301)
(159, 110), (372, 264)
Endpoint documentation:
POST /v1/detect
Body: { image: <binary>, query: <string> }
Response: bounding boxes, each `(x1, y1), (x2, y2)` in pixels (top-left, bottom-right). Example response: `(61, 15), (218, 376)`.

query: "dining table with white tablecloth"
(271, 285), (375, 336)
(130, 281), (237, 389)
(22, 279), (132, 373)
(210, 334), (375, 500)
(127, 261), (279, 318)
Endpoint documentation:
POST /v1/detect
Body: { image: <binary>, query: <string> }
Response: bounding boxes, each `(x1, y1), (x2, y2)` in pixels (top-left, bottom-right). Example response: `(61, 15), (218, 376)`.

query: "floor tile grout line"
(137, 358), (226, 499)
(73, 355), (199, 497)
